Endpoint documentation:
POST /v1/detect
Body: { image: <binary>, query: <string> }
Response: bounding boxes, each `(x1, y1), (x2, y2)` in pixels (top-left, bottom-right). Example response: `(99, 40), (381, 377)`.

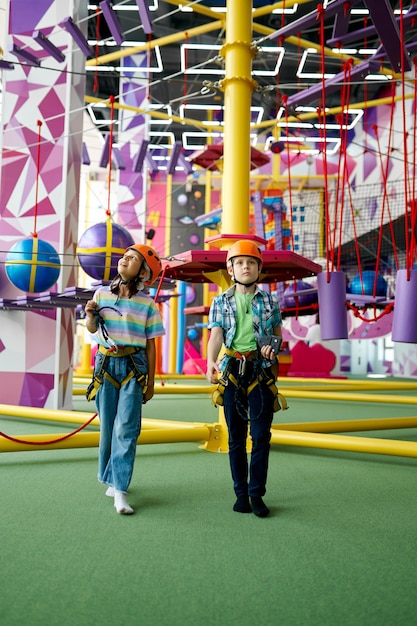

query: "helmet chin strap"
(233, 278), (258, 288)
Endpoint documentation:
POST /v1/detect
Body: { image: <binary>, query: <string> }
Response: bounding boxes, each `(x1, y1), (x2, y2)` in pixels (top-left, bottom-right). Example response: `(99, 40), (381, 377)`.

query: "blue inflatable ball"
(350, 270), (387, 297)
(187, 327), (199, 341)
(77, 221), (134, 281)
(5, 238), (61, 293)
(283, 280), (317, 308)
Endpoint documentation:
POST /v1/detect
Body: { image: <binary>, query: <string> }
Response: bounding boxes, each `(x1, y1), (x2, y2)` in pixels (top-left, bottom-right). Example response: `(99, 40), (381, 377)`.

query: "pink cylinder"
(317, 271), (348, 340)
(392, 269), (417, 343)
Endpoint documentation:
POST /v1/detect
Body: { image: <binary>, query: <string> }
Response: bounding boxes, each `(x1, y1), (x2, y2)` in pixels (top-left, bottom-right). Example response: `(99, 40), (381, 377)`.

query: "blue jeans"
(223, 362), (274, 498)
(95, 349), (147, 493)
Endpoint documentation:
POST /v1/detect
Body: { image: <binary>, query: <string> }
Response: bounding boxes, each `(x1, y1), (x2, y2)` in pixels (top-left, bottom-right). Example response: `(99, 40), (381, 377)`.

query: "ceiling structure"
(84, 0), (415, 167)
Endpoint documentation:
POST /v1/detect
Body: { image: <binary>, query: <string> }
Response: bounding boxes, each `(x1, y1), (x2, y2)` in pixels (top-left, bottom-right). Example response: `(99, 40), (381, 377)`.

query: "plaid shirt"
(208, 285), (282, 371)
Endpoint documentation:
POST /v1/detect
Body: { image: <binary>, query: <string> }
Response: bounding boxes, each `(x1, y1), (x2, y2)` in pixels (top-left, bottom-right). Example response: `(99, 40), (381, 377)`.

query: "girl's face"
(118, 250), (146, 281)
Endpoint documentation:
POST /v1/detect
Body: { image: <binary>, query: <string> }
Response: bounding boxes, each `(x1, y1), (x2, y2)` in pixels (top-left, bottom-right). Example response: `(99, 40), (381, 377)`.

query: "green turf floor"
(1, 387), (417, 626)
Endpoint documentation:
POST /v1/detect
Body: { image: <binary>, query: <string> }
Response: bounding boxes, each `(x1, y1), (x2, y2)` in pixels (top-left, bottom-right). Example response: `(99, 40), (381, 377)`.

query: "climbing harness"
(86, 307), (147, 401)
(211, 348), (288, 416)
(92, 306), (122, 353)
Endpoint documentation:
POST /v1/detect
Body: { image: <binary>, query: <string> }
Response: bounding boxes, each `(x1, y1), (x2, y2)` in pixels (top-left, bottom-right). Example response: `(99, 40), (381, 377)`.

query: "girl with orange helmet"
(84, 243), (164, 515)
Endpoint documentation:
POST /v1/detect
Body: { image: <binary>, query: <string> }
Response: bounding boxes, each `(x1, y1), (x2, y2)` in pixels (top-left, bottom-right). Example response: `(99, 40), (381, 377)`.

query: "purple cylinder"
(392, 269), (417, 343)
(317, 271), (348, 340)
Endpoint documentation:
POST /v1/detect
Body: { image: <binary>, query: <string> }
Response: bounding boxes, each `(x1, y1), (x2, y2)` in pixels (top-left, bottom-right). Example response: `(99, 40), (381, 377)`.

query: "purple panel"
(392, 269), (417, 343)
(287, 61), (379, 108)
(136, 0), (153, 35)
(133, 139), (150, 172)
(100, 0), (125, 46)
(10, 0), (54, 34)
(365, 0), (411, 72)
(317, 271), (348, 340)
(167, 141), (182, 175)
(268, 0), (362, 41)
(253, 191), (265, 239)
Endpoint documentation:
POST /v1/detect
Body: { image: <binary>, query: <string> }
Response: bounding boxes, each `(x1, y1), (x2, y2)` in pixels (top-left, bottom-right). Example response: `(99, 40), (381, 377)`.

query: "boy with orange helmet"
(84, 243), (165, 515)
(206, 240), (283, 517)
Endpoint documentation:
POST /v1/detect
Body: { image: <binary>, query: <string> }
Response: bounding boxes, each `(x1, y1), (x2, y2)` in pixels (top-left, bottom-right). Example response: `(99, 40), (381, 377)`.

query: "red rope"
(0, 413), (98, 446)
(346, 301), (394, 323)
(31, 120), (43, 238)
(316, 4), (331, 280)
(399, 0), (411, 275)
(281, 94), (295, 253)
(106, 95), (115, 218)
(408, 57), (417, 269)
(153, 263), (169, 303)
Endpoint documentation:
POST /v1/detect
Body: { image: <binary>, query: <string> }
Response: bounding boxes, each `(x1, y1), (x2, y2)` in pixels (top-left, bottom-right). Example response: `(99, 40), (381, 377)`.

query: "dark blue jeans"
(223, 361), (274, 498)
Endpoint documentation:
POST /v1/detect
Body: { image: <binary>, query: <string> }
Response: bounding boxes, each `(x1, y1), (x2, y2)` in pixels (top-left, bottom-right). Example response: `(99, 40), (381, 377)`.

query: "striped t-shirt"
(92, 286), (165, 349)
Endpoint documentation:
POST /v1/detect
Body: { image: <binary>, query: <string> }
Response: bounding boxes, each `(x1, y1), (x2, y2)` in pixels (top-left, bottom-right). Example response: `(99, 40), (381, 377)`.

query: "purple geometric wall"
(0, 0), (86, 408)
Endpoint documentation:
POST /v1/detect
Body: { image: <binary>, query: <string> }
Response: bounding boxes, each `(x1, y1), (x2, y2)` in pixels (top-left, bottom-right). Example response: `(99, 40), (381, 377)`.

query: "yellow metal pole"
(270, 429), (417, 459)
(220, 0), (256, 235)
(276, 416), (417, 433)
(0, 425), (212, 453)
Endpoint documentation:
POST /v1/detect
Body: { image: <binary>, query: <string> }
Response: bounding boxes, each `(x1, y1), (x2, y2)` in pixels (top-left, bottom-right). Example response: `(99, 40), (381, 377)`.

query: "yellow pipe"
(220, 0), (255, 235)
(281, 390), (417, 405)
(255, 93), (415, 133)
(0, 425), (212, 453)
(270, 429), (417, 458)
(0, 404), (99, 424)
(75, 343), (93, 376)
(85, 20), (223, 67)
(85, 95), (212, 131)
(276, 416), (417, 433)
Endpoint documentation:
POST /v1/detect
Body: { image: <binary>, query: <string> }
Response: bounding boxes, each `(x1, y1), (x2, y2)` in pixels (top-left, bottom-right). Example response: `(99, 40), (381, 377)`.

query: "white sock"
(114, 490), (134, 515)
(105, 486), (115, 497)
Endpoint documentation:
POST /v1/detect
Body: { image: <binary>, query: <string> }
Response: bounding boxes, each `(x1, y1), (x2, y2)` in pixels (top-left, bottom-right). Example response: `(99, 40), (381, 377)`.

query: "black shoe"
(250, 496), (270, 517)
(233, 495), (252, 513)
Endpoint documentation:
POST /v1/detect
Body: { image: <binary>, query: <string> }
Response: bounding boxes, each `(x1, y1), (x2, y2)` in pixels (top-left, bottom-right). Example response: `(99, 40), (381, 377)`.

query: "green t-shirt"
(231, 292), (257, 352)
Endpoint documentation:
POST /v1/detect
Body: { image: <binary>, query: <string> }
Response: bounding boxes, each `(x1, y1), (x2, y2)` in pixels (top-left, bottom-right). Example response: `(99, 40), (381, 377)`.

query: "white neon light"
(179, 104), (223, 126)
(148, 103), (173, 125)
(297, 49), (334, 79)
(179, 104), (264, 127)
(88, 1), (158, 10)
(87, 102), (118, 125)
(85, 44), (163, 74)
(182, 132), (258, 150)
(276, 104), (363, 132)
(181, 44), (284, 77)
(148, 131), (175, 149)
(272, 4), (299, 14)
(277, 135), (342, 155)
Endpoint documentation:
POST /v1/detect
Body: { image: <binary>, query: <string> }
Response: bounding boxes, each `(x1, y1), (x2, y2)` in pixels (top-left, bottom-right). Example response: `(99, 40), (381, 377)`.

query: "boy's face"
(228, 255), (261, 284)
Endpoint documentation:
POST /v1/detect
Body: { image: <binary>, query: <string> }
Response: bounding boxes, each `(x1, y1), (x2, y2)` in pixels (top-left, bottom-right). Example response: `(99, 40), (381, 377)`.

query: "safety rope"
(346, 301), (394, 323)
(0, 412), (98, 446)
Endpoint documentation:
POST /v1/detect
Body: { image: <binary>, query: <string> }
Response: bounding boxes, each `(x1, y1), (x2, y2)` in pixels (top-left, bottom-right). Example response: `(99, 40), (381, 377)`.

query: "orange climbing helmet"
(127, 244), (162, 285)
(226, 240), (263, 265)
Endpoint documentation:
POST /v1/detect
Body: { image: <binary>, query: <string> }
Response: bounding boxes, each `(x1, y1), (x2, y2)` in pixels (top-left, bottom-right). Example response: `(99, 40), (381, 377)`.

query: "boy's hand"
(206, 362), (220, 384)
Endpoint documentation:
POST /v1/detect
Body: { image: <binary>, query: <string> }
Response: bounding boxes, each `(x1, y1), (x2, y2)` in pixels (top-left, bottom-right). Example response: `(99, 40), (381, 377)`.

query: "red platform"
(162, 249), (322, 284)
